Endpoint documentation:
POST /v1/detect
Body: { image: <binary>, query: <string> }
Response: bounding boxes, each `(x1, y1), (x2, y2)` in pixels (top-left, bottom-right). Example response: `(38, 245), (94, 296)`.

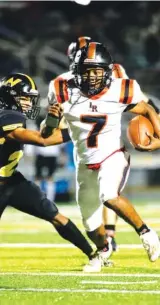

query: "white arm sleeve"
(48, 80), (57, 105)
(131, 80), (148, 105)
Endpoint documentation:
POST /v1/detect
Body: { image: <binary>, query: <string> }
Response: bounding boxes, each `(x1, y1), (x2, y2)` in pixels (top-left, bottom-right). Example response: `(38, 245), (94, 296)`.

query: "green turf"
(0, 203), (160, 305)
(0, 292), (159, 305)
(0, 231), (141, 244)
(1, 248), (160, 305)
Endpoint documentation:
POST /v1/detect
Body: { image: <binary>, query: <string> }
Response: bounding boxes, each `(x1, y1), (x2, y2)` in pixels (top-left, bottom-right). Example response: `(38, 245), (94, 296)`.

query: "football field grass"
(0, 201), (160, 305)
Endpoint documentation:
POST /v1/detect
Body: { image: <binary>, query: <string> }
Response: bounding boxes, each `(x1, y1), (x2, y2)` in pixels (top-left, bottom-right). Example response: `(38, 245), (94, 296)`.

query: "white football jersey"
(48, 73), (146, 164)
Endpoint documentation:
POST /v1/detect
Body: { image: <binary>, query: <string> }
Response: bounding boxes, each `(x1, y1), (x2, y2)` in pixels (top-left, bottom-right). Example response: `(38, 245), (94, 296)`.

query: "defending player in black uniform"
(0, 73), (97, 269)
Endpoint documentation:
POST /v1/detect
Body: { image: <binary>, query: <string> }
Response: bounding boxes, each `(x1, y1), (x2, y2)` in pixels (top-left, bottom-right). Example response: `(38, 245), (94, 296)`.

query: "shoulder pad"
(0, 110), (26, 136)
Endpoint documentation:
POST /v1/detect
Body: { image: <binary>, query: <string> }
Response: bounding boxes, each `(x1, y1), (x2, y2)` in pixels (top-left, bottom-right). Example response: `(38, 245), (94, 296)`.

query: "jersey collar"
(89, 87), (109, 100)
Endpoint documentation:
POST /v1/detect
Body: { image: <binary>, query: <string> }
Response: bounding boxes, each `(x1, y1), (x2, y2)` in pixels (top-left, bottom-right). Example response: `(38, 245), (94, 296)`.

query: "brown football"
(127, 115), (154, 148)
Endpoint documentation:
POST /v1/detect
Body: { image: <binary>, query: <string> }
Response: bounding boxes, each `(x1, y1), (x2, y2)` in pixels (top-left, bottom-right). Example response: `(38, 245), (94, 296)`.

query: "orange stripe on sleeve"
(54, 77), (62, 103)
(62, 80), (69, 102)
(126, 79), (134, 104)
(119, 79), (126, 103)
(54, 77), (68, 104)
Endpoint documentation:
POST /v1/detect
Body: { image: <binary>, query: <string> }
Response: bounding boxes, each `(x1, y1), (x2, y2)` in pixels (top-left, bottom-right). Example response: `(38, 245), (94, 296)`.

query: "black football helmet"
(0, 73), (40, 119)
(72, 42), (113, 96)
(67, 36), (92, 69)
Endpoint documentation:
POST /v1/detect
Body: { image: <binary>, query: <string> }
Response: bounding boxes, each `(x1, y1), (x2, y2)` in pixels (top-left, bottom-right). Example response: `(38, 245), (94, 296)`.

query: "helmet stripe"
(23, 74), (36, 90)
(87, 42), (96, 59)
(78, 37), (88, 49)
(18, 73), (36, 90)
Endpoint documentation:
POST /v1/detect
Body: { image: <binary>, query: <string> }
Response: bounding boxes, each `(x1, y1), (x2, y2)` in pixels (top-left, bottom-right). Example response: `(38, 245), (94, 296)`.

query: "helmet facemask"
(26, 96), (40, 120)
(15, 94), (40, 120)
(72, 42), (113, 96)
(74, 64), (112, 96)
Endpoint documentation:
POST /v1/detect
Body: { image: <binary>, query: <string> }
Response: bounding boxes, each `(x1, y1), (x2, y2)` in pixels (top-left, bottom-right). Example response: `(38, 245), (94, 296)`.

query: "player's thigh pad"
(10, 179), (58, 221)
(98, 151), (130, 203)
(75, 163), (103, 231)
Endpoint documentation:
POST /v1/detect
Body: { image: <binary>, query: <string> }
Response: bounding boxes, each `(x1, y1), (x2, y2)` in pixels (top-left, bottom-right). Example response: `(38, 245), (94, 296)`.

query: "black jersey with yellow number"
(0, 110), (26, 181)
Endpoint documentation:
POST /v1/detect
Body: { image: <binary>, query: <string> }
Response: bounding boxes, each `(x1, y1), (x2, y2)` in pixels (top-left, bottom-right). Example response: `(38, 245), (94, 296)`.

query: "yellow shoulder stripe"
(0, 137), (5, 144)
(3, 123), (23, 131)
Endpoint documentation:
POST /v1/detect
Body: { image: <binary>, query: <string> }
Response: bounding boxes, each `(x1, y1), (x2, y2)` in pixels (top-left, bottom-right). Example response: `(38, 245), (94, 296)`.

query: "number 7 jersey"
(49, 76), (146, 164)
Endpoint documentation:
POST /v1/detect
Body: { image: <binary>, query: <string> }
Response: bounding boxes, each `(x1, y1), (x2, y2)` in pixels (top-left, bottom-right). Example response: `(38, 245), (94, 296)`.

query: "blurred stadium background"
(0, 0), (160, 202)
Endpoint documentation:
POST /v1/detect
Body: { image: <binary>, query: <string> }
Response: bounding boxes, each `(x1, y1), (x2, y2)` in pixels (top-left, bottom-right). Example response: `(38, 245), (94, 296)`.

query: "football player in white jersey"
(66, 37), (160, 253)
(42, 42), (160, 272)
(49, 36), (129, 252)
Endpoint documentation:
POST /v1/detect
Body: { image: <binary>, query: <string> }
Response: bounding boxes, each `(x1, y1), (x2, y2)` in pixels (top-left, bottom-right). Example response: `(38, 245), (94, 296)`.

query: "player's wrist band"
(61, 129), (71, 142)
(46, 114), (60, 128)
